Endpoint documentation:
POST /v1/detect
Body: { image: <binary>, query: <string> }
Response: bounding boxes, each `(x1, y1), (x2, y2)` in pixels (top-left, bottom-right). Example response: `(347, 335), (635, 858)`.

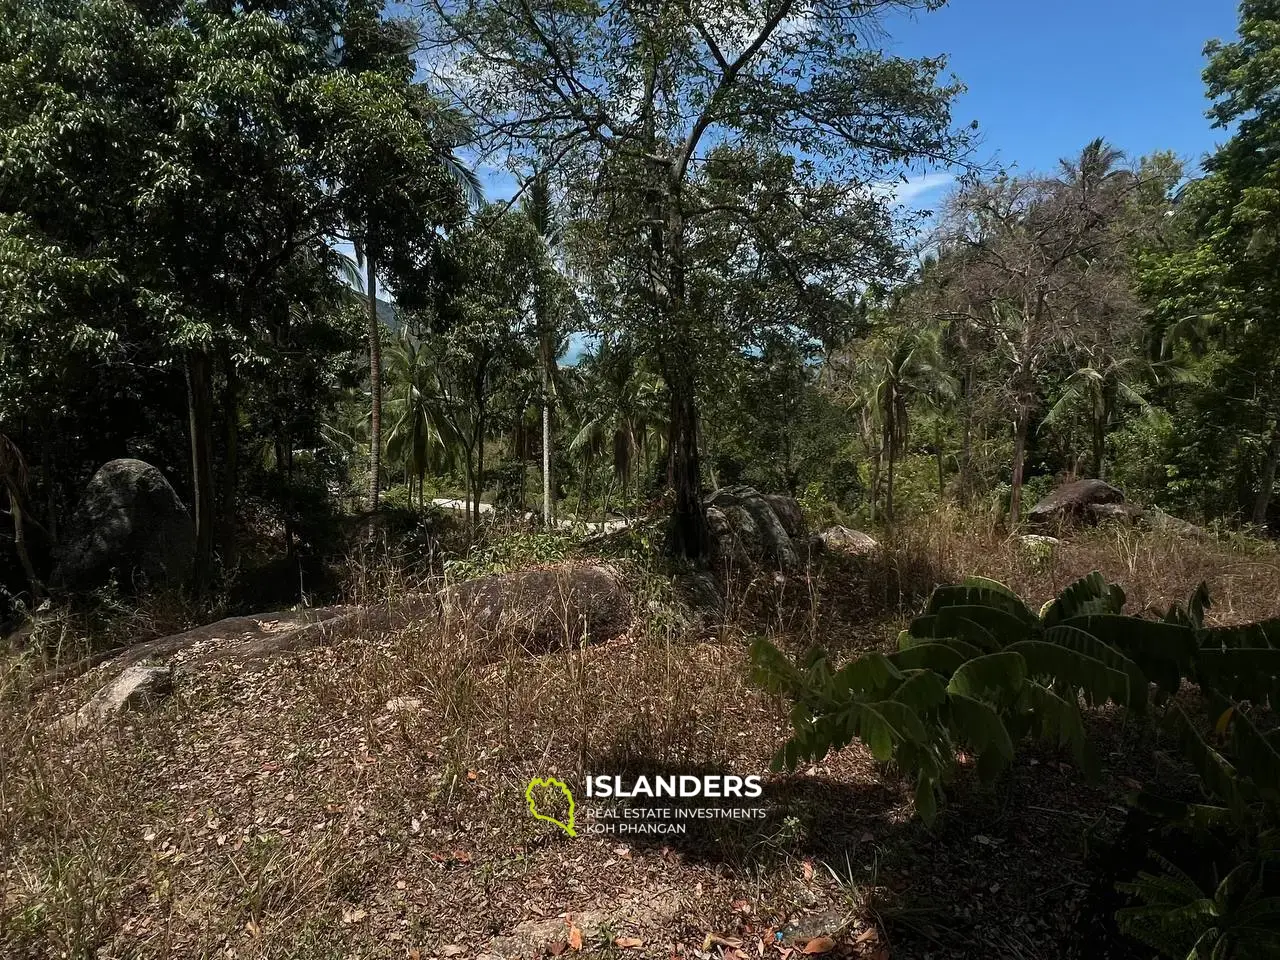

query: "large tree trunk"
(1009, 404), (1031, 526)
(661, 186), (708, 560)
(367, 255), (381, 513)
(541, 334), (553, 524)
(1251, 419), (1280, 529)
(186, 349), (215, 594)
(959, 367), (974, 505)
(8, 490), (42, 604)
(885, 437), (897, 522)
(220, 347), (239, 574)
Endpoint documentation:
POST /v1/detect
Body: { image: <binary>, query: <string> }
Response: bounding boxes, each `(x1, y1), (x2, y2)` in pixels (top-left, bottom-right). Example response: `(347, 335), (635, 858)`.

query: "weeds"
(1, 518), (1278, 958)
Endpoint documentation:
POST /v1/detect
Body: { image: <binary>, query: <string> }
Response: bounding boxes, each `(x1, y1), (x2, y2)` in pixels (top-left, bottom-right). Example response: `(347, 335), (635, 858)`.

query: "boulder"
(705, 485), (807, 571)
(53, 459), (195, 593)
(816, 525), (880, 557)
(1086, 501), (1143, 524)
(1027, 479), (1126, 527)
(439, 562), (630, 650)
(1143, 506), (1210, 539)
(49, 664), (173, 735)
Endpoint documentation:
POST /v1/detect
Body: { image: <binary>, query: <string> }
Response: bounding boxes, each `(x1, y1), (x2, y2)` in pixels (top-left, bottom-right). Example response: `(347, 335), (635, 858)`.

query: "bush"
(752, 573), (1280, 956)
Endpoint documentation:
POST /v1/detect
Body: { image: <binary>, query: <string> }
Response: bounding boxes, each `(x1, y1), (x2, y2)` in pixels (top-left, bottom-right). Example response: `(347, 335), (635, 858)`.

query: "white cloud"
(870, 172), (955, 207)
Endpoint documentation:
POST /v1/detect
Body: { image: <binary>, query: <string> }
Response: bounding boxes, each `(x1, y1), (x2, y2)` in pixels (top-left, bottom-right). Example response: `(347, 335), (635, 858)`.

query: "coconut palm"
(520, 170), (565, 524)
(1059, 138), (1129, 192)
(845, 325), (954, 522)
(383, 331), (461, 506)
(569, 337), (668, 516)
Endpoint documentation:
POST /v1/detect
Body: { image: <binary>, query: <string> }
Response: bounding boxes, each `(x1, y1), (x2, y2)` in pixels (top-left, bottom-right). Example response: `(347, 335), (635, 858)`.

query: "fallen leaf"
(341, 907), (367, 925)
(548, 942), (568, 956)
(441, 946), (465, 957)
(854, 929), (879, 945)
(702, 934), (743, 950)
(800, 938), (835, 955)
(568, 925), (583, 951)
(245, 918), (260, 939)
(802, 860), (815, 882)
(615, 938), (643, 949)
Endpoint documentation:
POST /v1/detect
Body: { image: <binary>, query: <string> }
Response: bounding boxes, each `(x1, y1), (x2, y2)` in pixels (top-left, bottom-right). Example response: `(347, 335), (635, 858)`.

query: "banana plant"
(752, 572), (1199, 824)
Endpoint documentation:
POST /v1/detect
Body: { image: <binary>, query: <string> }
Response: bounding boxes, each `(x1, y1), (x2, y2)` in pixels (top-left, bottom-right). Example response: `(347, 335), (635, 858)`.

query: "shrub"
(752, 572), (1280, 957)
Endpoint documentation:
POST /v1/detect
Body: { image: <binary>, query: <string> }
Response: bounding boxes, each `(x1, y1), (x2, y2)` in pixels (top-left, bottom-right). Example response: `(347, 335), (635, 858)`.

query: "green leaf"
(947, 651), (1027, 705)
(1041, 572), (1126, 626)
(1195, 649), (1280, 705)
(1200, 616), (1280, 651)
(890, 668), (950, 714)
(831, 652), (903, 698)
(914, 772), (939, 826)
(927, 580), (1037, 626)
(1226, 707), (1280, 793)
(1064, 615), (1197, 696)
(1044, 623), (1149, 712)
(1022, 681), (1100, 780)
(1170, 706), (1248, 818)
(890, 643), (969, 677)
(946, 692), (1014, 777)
(906, 611), (1000, 651)
(1006, 639), (1130, 707)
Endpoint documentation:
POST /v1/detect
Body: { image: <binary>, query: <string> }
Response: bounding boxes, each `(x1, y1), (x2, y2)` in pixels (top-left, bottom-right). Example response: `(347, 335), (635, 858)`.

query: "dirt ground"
(4, 523), (1277, 959)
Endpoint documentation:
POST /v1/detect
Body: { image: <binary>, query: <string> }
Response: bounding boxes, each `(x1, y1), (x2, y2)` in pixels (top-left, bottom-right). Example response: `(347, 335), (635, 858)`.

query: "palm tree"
(1, 433), (42, 604)
(520, 170), (564, 524)
(1042, 355), (1154, 480)
(844, 326), (954, 522)
(1058, 138), (1132, 206)
(383, 331), (461, 505)
(569, 338), (668, 517)
(353, 150), (483, 516)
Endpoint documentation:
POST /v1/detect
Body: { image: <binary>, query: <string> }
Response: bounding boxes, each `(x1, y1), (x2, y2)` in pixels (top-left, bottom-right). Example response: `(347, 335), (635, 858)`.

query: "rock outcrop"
(815, 525), (880, 557)
(49, 664), (173, 734)
(439, 562), (631, 650)
(705, 485), (807, 571)
(53, 459), (195, 593)
(1027, 479), (1127, 527)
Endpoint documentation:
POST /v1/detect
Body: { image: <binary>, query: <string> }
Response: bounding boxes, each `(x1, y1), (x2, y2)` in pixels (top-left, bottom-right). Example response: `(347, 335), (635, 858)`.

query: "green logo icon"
(526, 777), (577, 837)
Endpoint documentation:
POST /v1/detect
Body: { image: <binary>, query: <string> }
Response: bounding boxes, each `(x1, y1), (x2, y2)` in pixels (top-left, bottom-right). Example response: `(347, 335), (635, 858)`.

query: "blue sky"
(879, 0), (1241, 209)
(371, 0), (1242, 311)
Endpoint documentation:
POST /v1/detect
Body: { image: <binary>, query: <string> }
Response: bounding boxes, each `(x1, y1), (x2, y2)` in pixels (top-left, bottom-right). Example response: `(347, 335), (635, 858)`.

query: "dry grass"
(2, 517), (1278, 960)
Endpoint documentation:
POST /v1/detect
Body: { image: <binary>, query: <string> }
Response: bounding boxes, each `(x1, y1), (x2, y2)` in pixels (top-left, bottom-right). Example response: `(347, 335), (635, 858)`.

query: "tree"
(422, 0), (972, 558)
(383, 329), (460, 504)
(0, 0), (474, 593)
(569, 336), (668, 515)
(933, 164), (1141, 523)
(1140, 0), (1280, 528)
(0, 433), (42, 604)
(520, 172), (572, 524)
(429, 209), (543, 526)
(827, 317), (952, 521)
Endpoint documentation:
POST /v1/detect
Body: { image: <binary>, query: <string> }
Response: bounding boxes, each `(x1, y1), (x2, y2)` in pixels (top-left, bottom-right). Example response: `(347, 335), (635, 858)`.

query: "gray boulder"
(439, 562), (631, 650)
(705, 485), (807, 571)
(49, 664), (173, 735)
(53, 459), (195, 593)
(817, 525), (880, 557)
(1027, 479), (1126, 527)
